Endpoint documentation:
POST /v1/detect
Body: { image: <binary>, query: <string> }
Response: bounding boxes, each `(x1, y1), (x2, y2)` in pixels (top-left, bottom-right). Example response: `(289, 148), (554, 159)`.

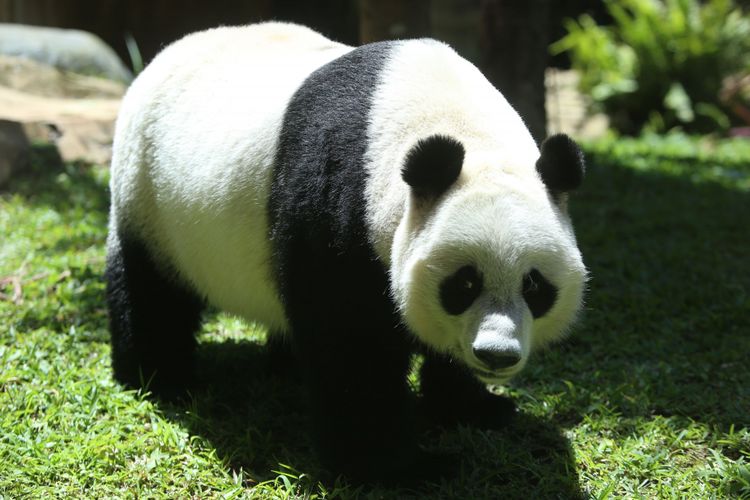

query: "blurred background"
(1, 0), (749, 177)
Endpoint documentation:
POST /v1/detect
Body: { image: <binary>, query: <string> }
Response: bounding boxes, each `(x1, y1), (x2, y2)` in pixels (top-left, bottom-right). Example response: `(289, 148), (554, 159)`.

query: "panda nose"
(472, 346), (522, 370)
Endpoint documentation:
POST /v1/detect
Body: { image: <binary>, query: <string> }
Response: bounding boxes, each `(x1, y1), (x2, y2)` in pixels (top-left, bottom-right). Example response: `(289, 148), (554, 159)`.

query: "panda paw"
(113, 365), (195, 404)
(325, 442), (459, 487)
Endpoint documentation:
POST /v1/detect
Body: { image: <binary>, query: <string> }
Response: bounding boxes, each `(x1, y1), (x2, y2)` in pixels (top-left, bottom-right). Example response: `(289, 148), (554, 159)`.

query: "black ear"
(536, 134), (585, 195)
(402, 135), (465, 198)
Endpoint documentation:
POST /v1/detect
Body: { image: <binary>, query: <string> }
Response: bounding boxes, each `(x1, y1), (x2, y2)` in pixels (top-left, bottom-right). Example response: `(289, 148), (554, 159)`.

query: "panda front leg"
(105, 232), (204, 400)
(419, 351), (516, 429)
(294, 325), (454, 483)
(265, 332), (299, 379)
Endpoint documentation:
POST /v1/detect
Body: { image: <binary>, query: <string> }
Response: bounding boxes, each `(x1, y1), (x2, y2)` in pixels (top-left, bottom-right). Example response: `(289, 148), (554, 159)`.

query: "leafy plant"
(125, 32), (144, 76)
(552, 0), (750, 134)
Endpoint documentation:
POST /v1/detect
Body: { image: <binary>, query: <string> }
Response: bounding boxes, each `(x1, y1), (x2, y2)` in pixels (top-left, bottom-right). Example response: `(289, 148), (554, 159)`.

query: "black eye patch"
(440, 265), (483, 315)
(522, 269), (558, 319)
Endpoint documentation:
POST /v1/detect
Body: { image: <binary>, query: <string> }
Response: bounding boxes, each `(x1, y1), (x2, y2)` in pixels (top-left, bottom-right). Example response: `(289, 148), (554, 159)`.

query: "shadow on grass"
(159, 338), (584, 497)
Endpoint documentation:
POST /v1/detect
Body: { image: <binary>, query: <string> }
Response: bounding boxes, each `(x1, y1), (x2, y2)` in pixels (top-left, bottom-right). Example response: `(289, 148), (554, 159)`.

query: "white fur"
(363, 40), (586, 382)
(109, 23), (351, 333)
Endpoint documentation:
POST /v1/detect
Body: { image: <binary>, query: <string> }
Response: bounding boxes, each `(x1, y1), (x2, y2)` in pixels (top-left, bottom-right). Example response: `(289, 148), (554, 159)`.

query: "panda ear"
(402, 135), (464, 198)
(536, 134), (585, 195)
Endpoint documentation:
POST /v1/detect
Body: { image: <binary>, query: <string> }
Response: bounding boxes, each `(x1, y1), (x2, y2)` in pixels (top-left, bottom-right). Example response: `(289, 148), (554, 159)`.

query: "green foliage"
(552, 0), (750, 134)
(124, 32), (144, 76)
(1, 138), (749, 497)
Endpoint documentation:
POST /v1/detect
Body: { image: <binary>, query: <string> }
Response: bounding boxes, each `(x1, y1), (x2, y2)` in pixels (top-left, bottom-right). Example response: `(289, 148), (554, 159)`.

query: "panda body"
(109, 23), (351, 332)
(106, 22), (586, 481)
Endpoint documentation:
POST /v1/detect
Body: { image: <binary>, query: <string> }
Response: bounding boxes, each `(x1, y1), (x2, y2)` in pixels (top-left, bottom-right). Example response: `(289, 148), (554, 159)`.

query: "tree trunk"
(479, 0), (550, 143)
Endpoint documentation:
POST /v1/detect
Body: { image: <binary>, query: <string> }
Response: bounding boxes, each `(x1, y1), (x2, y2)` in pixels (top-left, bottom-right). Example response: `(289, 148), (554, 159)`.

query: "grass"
(1, 134), (749, 498)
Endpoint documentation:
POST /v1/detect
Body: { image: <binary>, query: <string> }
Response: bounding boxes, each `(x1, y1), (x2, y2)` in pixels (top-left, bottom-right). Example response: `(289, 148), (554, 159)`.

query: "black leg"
(293, 326), (455, 484)
(270, 227), (456, 482)
(105, 233), (204, 400)
(420, 351), (516, 429)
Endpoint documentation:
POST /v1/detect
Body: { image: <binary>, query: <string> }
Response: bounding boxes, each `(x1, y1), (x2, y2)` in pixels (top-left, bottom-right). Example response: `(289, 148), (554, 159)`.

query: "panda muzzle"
(471, 313), (524, 372)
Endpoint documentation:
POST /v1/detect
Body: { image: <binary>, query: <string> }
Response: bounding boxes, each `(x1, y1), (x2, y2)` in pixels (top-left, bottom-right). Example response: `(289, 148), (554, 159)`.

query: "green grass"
(1, 134), (749, 498)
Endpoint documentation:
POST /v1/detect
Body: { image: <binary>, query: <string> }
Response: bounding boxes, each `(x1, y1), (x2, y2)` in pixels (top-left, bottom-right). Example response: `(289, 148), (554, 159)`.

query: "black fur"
(105, 234), (205, 400)
(535, 133), (585, 196)
(440, 264), (483, 315)
(402, 134), (465, 198)
(522, 269), (558, 319)
(420, 351), (516, 429)
(268, 41), (425, 482)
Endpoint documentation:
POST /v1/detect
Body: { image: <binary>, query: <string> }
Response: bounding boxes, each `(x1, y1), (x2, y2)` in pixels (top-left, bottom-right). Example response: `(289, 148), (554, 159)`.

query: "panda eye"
(440, 265), (483, 315)
(522, 269), (558, 319)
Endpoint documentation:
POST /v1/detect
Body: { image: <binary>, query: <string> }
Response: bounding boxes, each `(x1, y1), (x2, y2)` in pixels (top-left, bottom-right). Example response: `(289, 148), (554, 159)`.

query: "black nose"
(472, 347), (521, 371)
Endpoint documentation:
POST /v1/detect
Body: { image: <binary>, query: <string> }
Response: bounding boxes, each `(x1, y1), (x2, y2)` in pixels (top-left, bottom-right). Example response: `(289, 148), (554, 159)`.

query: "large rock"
(0, 55), (126, 99)
(0, 85), (120, 165)
(0, 54), (124, 168)
(0, 23), (133, 83)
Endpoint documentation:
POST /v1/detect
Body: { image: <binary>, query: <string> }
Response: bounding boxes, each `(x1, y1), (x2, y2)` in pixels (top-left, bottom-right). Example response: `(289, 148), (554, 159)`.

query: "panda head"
(391, 133), (587, 384)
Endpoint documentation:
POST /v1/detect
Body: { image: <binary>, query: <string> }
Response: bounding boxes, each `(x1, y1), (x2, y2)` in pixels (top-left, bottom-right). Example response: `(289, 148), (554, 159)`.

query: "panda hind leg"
(419, 351), (516, 429)
(105, 232), (205, 401)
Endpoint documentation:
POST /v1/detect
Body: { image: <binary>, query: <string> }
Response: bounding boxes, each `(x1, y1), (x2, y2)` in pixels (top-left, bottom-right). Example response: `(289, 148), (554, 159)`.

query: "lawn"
(1, 134), (749, 498)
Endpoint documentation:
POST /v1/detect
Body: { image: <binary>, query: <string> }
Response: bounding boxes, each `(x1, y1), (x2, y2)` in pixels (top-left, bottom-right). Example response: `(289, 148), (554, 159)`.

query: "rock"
(0, 23), (133, 83)
(0, 85), (120, 165)
(0, 55), (126, 99)
(0, 119), (31, 188)
(0, 53), (123, 166)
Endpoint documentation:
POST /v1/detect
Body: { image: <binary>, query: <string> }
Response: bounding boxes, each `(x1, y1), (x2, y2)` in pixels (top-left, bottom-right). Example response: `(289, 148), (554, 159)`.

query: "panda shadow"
(555, 155), (750, 431)
(156, 335), (583, 496)
(157, 337), (319, 482)
(425, 412), (584, 498)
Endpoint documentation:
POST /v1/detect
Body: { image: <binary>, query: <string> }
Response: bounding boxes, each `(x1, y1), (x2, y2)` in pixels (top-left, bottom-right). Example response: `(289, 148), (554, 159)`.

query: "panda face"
(391, 142), (587, 384)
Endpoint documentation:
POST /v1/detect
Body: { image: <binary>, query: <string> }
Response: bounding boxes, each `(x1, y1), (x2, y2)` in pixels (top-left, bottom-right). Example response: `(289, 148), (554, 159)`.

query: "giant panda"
(106, 22), (587, 481)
